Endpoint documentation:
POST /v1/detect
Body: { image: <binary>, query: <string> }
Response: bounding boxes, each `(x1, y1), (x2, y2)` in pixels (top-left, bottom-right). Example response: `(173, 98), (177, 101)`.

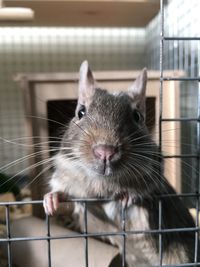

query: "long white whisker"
(0, 149), (58, 172)
(0, 157), (54, 189)
(24, 163), (54, 191)
(26, 115), (68, 128)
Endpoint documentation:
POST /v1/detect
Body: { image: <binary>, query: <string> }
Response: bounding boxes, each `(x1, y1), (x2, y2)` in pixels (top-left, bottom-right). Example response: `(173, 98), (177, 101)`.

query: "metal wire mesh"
(159, 1), (200, 266)
(0, 196), (200, 267)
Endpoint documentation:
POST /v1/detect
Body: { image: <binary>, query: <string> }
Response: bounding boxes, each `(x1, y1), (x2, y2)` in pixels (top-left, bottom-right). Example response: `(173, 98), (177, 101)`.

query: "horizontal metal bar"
(0, 233), (116, 243)
(162, 77), (200, 81)
(163, 154), (198, 159)
(162, 118), (200, 122)
(159, 193), (200, 198)
(127, 227), (200, 235)
(0, 198), (112, 206)
(0, 227), (199, 243)
(0, 193), (200, 207)
(155, 263), (200, 267)
(0, 200), (44, 206)
(163, 37), (200, 41)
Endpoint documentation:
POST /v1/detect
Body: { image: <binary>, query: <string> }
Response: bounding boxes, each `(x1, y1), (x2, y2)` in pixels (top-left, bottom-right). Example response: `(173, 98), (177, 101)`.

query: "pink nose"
(93, 145), (118, 161)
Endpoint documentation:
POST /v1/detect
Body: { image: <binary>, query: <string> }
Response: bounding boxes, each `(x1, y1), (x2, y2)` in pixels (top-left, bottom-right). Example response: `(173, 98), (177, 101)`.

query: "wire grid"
(0, 0), (200, 267)
(159, 0), (200, 266)
(146, 0), (200, 198)
(1, 195), (200, 267)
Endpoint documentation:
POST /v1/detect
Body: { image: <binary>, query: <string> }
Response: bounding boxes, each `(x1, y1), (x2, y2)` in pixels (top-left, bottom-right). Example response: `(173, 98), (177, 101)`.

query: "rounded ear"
(78, 60), (96, 106)
(128, 68), (147, 116)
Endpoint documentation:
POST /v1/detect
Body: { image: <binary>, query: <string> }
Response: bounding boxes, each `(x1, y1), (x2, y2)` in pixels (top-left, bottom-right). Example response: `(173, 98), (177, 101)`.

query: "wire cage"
(0, 0), (200, 266)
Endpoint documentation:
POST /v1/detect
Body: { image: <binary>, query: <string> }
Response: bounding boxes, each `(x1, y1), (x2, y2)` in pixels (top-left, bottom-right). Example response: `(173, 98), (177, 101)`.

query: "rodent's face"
(60, 62), (159, 192)
(64, 89), (149, 179)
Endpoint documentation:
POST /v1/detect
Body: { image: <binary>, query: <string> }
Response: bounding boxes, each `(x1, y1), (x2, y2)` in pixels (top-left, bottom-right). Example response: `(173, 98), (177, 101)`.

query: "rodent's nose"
(93, 145), (118, 161)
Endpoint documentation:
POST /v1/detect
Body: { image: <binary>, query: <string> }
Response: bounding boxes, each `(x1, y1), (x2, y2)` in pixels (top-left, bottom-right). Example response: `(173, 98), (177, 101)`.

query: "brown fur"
(44, 61), (199, 266)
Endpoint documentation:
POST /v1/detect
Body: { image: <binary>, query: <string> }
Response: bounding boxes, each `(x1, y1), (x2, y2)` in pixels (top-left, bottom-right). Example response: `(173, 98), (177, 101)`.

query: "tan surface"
(3, 0), (159, 27)
(7, 216), (119, 267)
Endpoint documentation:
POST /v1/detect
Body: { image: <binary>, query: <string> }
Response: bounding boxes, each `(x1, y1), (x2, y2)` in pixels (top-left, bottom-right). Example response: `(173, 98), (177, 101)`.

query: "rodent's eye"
(133, 110), (143, 123)
(78, 105), (86, 119)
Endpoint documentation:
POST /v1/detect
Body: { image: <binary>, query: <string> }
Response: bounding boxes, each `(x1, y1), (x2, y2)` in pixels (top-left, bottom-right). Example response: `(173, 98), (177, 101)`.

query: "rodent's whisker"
(0, 136), (74, 150)
(120, 162), (135, 187)
(0, 157), (53, 190)
(127, 153), (162, 165)
(131, 149), (199, 177)
(0, 148), (61, 172)
(126, 160), (152, 192)
(24, 163), (53, 190)
(26, 115), (68, 128)
(71, 119), (93, 138)
(0, 135), (64, 142)
(131, 160), (164, 187)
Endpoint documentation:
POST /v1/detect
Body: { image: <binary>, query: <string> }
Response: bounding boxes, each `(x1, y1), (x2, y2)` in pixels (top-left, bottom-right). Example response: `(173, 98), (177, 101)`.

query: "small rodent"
(43, 61), (199, 266)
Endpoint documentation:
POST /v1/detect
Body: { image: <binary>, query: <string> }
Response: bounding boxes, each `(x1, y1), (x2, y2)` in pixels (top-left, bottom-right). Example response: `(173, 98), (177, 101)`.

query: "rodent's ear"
(78, 60), (96, 106)
(128, 68), (147, 116)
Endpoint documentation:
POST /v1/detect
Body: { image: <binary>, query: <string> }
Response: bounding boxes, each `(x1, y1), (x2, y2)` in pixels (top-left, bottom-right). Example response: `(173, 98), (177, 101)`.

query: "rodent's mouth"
(93, 161), (114, 177)
(98, 167), (113, 177)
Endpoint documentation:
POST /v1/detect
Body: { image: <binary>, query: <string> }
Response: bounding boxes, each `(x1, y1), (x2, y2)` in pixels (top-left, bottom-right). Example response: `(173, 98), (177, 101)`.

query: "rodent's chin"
(96, 169), (113, 177)
(93, 163), (114, 177)
(93, 169), (113, 177)
(90, 165), (114, 178)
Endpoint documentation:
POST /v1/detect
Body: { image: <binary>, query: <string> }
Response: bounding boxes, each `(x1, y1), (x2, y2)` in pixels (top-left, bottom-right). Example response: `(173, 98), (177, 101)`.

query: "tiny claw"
(121, 195), (131, 209)
(115, 191), (133, 208)
(43, 192), (60, 216)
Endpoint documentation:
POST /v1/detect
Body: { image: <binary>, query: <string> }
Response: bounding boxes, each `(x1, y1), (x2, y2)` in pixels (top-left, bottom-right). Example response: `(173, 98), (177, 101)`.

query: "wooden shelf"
(4, 0), (160, 27)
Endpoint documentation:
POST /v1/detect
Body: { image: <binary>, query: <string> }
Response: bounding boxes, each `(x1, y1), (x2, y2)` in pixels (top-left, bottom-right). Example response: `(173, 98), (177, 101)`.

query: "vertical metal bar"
(159, 2), (164, 265)
(167, 37), (170, 70)
(179, 40), (183, 70)
(46, 214), (52, 267)
(195, 60), (200, 263)
(159, 199), (163, 266)
(174, 40), (178, 70)
(185, 41), (189, 73)
(194, 196), (199, 264)
(6, 205), (12, 267)
(159, 0), (164, 152)
(84, 202), (89, 267)
(197, 50), (200, 195)
(191, 41), (195, 77)
(121, 203), (126, 267)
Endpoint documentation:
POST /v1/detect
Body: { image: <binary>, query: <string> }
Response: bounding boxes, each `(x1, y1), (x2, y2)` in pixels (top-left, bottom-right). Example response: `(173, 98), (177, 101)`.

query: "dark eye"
(78, 105), (86, 119)
(133, 110), (143, 123)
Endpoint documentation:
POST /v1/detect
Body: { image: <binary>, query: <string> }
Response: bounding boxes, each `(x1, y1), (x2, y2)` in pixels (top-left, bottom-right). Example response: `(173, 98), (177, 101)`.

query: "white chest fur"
(103, 201), (160, 266)
(103, 201), (150, 232)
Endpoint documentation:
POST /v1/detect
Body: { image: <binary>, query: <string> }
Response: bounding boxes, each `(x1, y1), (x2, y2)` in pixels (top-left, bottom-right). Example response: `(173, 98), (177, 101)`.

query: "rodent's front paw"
(43, 192), (60, 216)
